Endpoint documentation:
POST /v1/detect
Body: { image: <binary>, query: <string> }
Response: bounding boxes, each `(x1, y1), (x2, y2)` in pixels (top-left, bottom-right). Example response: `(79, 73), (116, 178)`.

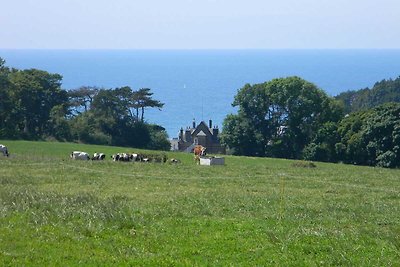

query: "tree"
(146, 124), (171, 151)
(0, 58), (13, 137)
(7, 69), (67, 138)
(68, 86), (99, 115)
(336, 76), (400, 113)
(302, 122), (341, 162)
(131, 88), (164, 122)
(88, 88), (129, 143)
(47, 104), (72, 141)
(221, 77), (343, 158)
(335, 109), (371, 164)
(72, 87), (168, 148)
(221, 114), (266, 156)
(0, 58), (169, 148)
(335, 103), (400, 167)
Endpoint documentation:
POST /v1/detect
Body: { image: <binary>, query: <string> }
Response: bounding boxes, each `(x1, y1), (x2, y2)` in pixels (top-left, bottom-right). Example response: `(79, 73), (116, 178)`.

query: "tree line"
(2, 55), (400, 167)
(221, 76), (400, 168)
(0, 58), (170, 150)
(335, 76), (400, 113)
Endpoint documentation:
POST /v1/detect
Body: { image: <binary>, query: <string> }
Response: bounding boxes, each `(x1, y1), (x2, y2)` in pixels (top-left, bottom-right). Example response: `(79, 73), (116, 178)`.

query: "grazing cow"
(130, 153), (146, 162)
(169, 158), (181, 164)
(193, 145), (206, 164)
(130, 153), (138, 162)
(112, 153), (131, 162)
(92, 152), (106, 160)
(121, 153), (131, 161)
(194, 145), (206, 156)
(111, 154), (120, 161)
(70, 151), (90, 160)
(0, 144), (9, 157)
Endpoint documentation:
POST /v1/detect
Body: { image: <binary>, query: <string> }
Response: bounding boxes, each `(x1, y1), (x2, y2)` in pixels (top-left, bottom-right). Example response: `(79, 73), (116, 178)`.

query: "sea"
(1, 49), (400, 138)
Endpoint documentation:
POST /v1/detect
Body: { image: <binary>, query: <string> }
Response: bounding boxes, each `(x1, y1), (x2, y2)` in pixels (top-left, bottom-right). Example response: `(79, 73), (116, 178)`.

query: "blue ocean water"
(1, 49), (400, 138)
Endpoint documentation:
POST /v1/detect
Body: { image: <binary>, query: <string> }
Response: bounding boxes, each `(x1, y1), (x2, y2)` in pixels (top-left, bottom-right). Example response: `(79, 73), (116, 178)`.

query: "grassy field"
(0, 140), (399, 266)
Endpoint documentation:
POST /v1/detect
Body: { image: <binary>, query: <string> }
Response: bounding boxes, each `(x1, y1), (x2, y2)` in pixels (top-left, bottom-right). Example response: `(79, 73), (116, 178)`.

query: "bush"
(146, 125), (171, 151)
(376, 150), (397, 168)
(88, 132), (112, 145)
(291, 161), (317, 168)
(302, 143), (330, 162)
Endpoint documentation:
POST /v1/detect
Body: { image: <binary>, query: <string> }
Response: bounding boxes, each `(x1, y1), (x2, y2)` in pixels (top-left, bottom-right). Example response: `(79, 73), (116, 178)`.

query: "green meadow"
(0, 140), (399, 266)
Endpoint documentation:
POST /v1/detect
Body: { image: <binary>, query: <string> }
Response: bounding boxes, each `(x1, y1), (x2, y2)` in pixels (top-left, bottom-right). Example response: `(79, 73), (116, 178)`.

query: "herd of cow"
(0, 143), (181, 163)
(70, 150), (177, 163)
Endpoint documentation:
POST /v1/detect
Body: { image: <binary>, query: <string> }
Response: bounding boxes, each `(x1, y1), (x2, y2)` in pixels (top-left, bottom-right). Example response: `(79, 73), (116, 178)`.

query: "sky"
(1, 0), (399, 49)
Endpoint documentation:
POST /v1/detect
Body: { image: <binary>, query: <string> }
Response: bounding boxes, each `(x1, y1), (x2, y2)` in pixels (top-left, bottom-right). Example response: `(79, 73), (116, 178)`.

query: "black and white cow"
(70, 151), (90, 160)
(111, 154), (119, 161)
(92, 152), (106, 160)
(111, 153), (131, 162)
(130, 153), (145, 162)
(129, 153), (138, 162)
(0, 144), (9, 157)
(169, 158), (181, 164)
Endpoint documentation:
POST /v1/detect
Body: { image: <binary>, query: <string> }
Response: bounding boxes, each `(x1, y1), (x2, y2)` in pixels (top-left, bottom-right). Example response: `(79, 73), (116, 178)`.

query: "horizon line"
(1, 48), (400, 51)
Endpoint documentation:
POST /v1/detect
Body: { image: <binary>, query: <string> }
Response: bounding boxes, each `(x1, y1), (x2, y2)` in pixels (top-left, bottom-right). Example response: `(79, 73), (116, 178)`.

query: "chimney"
(185, 127), (192, 142)
(179, 128), (184, 140)
(212, 126), (219, 140)
(192, 119), (196, 129)
(209, 119), (212, 129)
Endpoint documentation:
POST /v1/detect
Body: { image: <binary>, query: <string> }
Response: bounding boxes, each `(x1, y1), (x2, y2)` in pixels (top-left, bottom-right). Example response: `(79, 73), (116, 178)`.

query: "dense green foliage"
(223, 76), (400, 168)
(335, 103), (400, 167)
(0, 58), (169, 150)
(68, 86), (166, 148)
(1, 140), (400, 265)
(221, 77), (343, 158)
(299, 101), (400, 167)
(0, 60), (67, 139)
(336, 76), (400, 113)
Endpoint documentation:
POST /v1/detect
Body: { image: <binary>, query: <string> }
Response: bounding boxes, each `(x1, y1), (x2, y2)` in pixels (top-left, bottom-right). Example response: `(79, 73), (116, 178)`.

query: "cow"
(92, 152), (106, 160)
(193, 145), (206, 164)
(111, 154), (121, 161)
(194, 145), (206, 156)
(169, 158), (181, 164)
(130, 153), (139, 162)
(130, 153), (146, 162)
(112, 153), (131, 162)
(70, 151), (90, 160)
(0, 144), (9, 157)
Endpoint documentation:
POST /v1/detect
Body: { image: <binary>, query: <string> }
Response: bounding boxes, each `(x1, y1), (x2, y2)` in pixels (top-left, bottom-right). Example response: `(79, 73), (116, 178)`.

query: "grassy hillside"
(1, 140), (399, 265)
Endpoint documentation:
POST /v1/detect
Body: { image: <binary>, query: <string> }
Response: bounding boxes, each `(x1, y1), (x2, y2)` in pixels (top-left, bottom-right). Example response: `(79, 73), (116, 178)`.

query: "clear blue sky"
(1, 0), (399, 49)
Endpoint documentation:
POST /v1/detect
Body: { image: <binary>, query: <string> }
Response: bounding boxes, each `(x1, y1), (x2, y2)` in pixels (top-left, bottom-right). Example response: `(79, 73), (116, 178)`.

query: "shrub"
(302, 143), (330, 162)
(291, 161), (317, 168)
(376, 150), (397, 168)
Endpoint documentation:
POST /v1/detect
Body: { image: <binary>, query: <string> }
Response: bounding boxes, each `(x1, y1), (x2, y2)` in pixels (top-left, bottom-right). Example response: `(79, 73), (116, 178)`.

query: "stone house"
(177, 120), (225, 154)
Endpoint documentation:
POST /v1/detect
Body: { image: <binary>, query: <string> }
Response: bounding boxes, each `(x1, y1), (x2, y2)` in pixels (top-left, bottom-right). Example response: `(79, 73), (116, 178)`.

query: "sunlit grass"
(0, 140), (399, 265)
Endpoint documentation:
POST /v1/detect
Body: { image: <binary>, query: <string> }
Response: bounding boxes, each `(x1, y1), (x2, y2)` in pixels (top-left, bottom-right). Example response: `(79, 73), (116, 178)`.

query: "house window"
(194, 138), (198, 145)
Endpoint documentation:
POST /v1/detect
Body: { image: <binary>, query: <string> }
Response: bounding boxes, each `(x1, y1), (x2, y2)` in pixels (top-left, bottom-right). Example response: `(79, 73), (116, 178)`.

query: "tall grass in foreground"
(0, 140), (399, 265)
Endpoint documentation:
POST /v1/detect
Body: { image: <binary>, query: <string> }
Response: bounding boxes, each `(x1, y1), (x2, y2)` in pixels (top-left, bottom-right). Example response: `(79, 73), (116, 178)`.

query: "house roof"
(192, 121), (213, 137)
(196, 130), (207, 137)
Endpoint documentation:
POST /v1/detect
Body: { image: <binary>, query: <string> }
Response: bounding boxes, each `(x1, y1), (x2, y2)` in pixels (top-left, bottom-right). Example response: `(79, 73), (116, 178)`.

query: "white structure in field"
(199, 157), (225, 166)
